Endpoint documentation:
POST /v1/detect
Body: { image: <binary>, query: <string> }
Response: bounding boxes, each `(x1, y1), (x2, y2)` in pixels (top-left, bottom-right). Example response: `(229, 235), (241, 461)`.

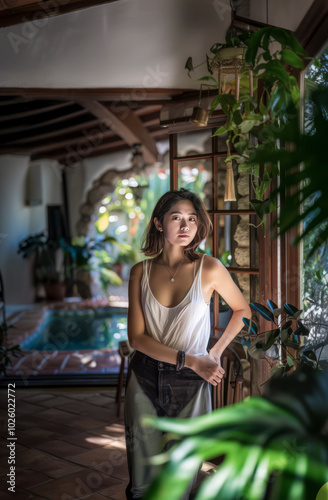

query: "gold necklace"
(162, 255), (185, 283)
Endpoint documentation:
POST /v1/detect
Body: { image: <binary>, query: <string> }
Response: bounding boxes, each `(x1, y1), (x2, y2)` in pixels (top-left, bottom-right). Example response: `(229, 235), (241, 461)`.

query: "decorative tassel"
(236, 69), (240, 101)
(224, 141), (236, 202)
(249, 69), (254, 97)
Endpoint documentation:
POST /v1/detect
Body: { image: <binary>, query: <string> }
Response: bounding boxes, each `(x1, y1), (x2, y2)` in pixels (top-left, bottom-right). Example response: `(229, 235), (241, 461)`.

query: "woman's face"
(155, 199), (198, 247)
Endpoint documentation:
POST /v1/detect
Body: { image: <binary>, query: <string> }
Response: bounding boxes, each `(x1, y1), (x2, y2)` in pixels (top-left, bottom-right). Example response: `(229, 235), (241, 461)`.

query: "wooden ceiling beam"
(0, 125), (168, 157)
(1, 113), (160, 148)
(142, 117), (160, 128)
(81, 101), (158, 163)
(29, 127), (168, 165)
(31, 138), (127, 163)
(295, 0), (328, 60)
(0, 101), (76, 122)
(1, 127), (117, 155)
(0, 109), (89, 136)
(0, 96), (35, 106)
(134, 105), (163, 116)
(0, 0), (119, 28)
(2, 119), (103, 145)
(0, 88), (187, 101)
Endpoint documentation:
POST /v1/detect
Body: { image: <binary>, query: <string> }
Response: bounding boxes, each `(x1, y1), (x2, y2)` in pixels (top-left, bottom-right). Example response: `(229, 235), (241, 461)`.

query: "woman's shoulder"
(201, 254), (226, 279)
(129, 258), (155, 277)
(130, 260), (144, 275)
(199, 253), (221, 269)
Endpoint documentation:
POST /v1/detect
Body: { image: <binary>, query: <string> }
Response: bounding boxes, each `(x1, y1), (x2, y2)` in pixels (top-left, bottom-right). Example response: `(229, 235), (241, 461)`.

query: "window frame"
(169, 129), (260, 336)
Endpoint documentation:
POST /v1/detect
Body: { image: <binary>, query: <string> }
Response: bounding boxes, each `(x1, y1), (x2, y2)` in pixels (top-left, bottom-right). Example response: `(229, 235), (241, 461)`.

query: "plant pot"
(45, 282), (66, 301)
(190, 106), (210, 127)
(215, 46), (245, 61)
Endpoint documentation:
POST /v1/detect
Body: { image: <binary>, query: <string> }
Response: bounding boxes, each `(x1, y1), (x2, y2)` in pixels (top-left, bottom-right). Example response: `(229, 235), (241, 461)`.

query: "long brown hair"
(141, 189), (212, 261)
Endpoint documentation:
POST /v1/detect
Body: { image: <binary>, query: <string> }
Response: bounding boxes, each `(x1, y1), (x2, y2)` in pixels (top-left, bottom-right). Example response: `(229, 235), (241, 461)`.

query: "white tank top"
(141, 253), (211, 356)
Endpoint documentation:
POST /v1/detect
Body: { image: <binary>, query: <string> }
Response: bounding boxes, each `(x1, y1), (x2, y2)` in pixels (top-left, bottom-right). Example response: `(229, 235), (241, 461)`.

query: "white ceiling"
(0, 0), (314, 89)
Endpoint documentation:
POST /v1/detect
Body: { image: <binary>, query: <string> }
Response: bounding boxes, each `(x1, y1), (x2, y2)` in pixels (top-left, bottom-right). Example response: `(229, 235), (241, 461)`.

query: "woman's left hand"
(208, 349), (222, 368)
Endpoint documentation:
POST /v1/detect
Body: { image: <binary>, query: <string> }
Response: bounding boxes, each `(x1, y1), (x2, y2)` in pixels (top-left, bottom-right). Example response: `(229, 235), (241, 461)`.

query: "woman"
(124, 188), (251, 499)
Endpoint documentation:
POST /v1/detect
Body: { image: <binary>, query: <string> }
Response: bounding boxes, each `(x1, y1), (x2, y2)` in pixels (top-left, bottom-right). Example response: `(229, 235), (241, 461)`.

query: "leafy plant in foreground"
(143, 366), (328, 500)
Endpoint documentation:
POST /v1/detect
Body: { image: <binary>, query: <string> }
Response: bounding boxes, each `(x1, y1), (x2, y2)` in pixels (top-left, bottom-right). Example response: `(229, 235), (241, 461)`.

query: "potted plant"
(185, 31), (250, 82)
(186, 27), (307, 234)
(240, 298), (328, 379)
(61, 233), (125, 298)
(17, 232), (66, 301)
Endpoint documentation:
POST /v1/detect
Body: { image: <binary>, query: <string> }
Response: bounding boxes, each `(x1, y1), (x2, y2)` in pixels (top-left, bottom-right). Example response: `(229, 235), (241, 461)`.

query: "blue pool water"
(20, 307), (128, 351)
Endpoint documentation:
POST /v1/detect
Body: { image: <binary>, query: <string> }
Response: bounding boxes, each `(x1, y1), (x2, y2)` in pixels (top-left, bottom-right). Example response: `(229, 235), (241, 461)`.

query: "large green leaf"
(144, 370), (328, 500)
(250, 302), (275, 322)
(212, 125), (228, 136)
(242, 317), (258, 335)
(244, 28), (266, 66)
(256, 60), (291, 88)
(271, 28), (307, 56)
(97, 266), (122, 285)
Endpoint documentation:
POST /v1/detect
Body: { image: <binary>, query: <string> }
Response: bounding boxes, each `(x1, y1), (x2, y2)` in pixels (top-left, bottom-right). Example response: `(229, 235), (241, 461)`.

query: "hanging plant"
(186, 27), (307, 233)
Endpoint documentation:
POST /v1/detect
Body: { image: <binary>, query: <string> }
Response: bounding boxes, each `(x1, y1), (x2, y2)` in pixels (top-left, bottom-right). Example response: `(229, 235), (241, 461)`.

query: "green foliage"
(258, 89), (328, 260)
(61, 234), (125, 290)
(185, 32), (250, 78)
(17, 232), (63, 284)
(94, 172), (170, 266)
(240, 298), (328, 377)
(143, 367), (328, 500)
(187, 30), (328, 255)
(185, 27), (312, 238)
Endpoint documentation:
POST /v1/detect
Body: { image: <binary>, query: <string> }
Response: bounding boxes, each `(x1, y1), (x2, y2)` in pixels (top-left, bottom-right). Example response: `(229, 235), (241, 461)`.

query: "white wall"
(249, 0), (314, 31)
(0, 0), (315, 91)
(0, 156), (62, 304)
(0, 0), (231, 89)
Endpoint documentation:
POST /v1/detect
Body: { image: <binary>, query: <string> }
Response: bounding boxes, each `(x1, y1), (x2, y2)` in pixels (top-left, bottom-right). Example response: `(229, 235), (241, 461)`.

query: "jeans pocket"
(130, 350), (145, 368)
(181, 367), (204, 381)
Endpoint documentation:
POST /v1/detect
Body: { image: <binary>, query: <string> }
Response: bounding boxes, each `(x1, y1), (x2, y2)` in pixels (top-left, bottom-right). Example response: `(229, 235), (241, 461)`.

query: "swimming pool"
(20, 307), (128, 351)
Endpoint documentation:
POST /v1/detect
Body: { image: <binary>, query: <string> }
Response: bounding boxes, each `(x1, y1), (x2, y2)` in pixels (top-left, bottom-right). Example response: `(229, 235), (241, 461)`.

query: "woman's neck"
(161, 244), (186, 268)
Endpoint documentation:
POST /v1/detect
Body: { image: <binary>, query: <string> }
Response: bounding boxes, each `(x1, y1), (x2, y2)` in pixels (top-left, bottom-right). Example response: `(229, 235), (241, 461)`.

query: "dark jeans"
(124, 351), (211, 499)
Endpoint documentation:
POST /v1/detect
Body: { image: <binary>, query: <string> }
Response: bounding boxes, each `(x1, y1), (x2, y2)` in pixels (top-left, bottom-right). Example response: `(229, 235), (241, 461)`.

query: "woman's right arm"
(127, 262), (224, 385)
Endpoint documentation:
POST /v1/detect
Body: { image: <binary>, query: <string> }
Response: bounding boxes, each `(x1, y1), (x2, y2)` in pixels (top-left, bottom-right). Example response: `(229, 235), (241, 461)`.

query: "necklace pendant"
(170, 277), (175, 282)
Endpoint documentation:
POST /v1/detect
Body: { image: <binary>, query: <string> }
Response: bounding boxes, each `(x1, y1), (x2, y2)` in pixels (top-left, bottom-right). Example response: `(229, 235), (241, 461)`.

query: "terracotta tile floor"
(0, 386), (215, 500)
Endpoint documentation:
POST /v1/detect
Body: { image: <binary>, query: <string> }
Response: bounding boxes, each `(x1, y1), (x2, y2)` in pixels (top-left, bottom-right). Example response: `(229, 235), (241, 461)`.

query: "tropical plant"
(60, 233), (127, 292)
(185, 27), (328, 258)
(239, 299), (327, 378)
(17, 232), (64, 284)
(264, 88), (328, 260)
(142, 366), (328, 500)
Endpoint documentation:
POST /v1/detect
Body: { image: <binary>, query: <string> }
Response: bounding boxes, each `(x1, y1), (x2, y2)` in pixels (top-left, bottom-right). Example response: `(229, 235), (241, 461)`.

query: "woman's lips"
(178, 234), (189, 238)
